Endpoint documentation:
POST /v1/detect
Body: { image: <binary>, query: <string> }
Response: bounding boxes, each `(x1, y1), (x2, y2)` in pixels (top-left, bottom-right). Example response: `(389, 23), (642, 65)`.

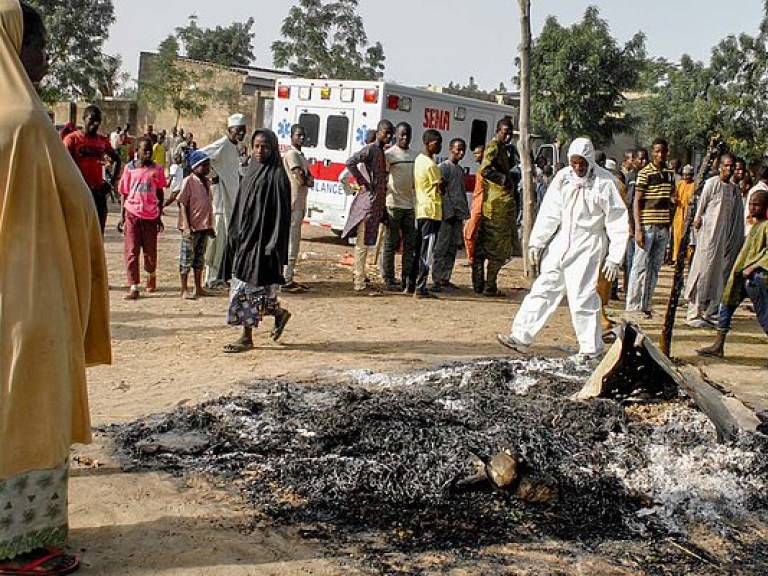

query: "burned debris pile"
(108, 358), (768, 564)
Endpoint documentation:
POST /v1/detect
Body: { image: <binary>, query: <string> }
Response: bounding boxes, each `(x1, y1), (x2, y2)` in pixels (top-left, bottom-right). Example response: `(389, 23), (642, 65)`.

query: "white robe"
(685, 176), (741, 318)
(200, 136), (241, 281)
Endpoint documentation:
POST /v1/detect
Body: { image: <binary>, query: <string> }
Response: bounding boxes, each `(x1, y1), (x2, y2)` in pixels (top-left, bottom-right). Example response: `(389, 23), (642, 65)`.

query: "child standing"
(118, 138), (167, 299)
(174, 150), (215, 299)
(167, 152), (185, 197)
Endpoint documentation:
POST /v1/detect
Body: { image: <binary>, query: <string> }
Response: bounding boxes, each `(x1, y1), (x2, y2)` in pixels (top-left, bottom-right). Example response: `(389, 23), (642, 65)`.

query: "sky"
(105, 0), (763, 89)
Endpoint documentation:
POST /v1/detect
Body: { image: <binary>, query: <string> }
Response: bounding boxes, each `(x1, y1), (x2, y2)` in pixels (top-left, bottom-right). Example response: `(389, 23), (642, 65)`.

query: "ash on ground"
(107, 358), (768, 574)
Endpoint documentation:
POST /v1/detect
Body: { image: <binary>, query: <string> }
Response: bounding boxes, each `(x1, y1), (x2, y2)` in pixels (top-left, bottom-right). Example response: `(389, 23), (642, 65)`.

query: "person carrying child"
(170, 150), (215, 299)
(118, 137), (168, 299)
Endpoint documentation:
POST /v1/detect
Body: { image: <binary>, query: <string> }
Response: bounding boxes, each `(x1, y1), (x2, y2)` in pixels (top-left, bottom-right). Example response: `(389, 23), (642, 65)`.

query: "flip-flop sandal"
(222, 340), (254, 353)
(183, 292), (198, 300)
(0, 548), (79, 575)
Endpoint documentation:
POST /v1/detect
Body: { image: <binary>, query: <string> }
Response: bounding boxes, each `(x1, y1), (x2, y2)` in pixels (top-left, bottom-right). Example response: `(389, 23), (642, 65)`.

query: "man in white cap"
(201, 113), (248, 285)
(496, 137), (628, 360)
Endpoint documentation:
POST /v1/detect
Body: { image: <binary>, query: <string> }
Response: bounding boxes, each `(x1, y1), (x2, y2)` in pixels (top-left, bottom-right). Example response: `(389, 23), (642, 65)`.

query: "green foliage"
(138, 36), (214, 128)
(526, 6), (646, 148)
(628, 56), (713, 157)
(176, 14), (255, 67)
(25, 0), (117, 103)
(632, 19), (768, 160)
(271, 0), (385, 80)
(708, 32), (768, 158)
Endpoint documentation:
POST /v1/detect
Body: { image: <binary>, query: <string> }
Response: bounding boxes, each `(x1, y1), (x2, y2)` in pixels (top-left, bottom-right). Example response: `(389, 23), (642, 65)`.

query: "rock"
(485, 449), (519, 489)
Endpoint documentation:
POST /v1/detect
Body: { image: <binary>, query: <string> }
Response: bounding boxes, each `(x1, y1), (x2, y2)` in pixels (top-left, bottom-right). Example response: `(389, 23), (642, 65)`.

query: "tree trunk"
(518, 0), (536, 276)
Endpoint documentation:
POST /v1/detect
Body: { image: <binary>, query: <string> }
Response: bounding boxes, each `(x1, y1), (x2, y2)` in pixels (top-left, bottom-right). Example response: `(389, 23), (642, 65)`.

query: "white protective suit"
(511, 138), (629, 354)
(201, 135), (242, 282)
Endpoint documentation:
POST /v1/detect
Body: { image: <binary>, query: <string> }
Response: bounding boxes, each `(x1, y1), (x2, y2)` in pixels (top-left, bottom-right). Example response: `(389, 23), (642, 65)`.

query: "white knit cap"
(227, 113), (246, 127)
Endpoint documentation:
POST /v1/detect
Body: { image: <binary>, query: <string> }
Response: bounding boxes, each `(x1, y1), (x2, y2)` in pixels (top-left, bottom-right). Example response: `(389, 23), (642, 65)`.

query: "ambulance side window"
(470, 120), (488, 151)
(325, 115), (350, 151)
(298, 113), (320, 148)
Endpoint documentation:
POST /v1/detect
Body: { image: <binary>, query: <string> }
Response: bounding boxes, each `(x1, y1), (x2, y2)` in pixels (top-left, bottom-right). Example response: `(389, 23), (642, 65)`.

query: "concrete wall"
(135, 53), (269, 148)
(49, 99), (137, 132)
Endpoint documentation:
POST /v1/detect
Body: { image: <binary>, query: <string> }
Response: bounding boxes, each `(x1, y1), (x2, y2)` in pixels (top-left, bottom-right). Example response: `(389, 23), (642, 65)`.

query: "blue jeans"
(717, 271), (768, 334)
(626, 224), (670, 312)
(415, 219), (441, 294)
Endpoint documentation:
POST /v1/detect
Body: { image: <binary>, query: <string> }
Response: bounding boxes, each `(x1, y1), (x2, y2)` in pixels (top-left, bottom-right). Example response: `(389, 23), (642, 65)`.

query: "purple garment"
(341, 143), (388, 245)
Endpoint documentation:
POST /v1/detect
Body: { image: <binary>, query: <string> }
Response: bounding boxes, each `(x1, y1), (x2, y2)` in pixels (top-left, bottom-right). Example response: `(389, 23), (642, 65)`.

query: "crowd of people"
(2, 1), (768, 573)
(37, 66), (768, 363)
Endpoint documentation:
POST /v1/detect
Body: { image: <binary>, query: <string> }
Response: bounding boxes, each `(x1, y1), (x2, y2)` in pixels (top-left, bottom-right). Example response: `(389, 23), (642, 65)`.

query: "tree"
(632, 27), (768, 159)
(271, 0), (385, 80)
(629, 56), (713, 160)
(176, 14), (256, 67)
(138, 36), (214, 128)
(518, 0), (535, 277)
(526, 6), (646, 148)
(444, 77), (496, 102)
(25, 0), (117, 103)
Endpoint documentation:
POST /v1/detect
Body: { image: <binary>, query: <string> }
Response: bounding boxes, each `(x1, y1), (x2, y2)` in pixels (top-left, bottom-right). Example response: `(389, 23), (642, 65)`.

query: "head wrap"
(682, 164), (694, 174)
(188, 149), (209, 170)
(605, 158), (618, 172)
(227, 113), (246, 128)
(0, 0), (111, 477)
(221, 129), (290, 287)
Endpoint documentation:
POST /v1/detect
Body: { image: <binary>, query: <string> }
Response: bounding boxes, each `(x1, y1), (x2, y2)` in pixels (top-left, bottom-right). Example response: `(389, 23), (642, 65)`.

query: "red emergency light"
(277, 85), (290, 99)
(386, 94), (399, 110)
(363, 88), (378, 103)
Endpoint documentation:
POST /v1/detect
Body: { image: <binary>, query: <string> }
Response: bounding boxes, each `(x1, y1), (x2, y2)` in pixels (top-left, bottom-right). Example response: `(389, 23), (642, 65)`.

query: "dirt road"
(70, 207), (767, 574)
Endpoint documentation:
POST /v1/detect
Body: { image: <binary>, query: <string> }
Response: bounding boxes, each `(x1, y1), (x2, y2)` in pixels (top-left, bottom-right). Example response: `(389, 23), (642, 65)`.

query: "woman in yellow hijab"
(0, 1), (110, 573)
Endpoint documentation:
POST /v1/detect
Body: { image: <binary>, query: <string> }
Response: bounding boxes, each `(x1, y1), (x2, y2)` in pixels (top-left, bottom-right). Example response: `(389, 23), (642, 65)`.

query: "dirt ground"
(69, 204), (768, 575)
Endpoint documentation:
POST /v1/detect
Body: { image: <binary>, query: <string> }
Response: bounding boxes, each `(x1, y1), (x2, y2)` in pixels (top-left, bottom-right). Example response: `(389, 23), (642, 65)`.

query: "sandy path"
(69, 206), (766, 574)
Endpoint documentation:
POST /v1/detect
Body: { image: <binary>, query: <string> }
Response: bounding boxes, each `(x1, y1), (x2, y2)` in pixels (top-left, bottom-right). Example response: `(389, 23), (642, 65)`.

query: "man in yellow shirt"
(413, 129), (443, 298)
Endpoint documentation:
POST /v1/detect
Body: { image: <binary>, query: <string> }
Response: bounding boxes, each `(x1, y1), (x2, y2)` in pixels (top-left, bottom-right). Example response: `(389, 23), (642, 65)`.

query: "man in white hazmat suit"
(201, 113), (248, 286)
(496, 137), (629, 358)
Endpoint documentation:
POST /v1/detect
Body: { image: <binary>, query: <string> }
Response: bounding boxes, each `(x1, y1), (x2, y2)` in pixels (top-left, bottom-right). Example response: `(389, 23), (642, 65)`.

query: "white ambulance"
(272, 78), (516, 234)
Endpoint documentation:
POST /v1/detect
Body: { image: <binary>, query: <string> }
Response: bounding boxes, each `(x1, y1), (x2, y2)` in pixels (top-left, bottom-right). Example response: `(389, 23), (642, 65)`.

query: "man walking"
(63, 105), (122, 234)
(201, 113), (247, 285)
(625, 139), (674, 318)
(282, 124), (314, 293)
(383, 122), (418, 293)
(433, 138), (469, 290)
(685, 154), (741, 326)
(497, 138), (627, 360)
(341, 119), (394, 293)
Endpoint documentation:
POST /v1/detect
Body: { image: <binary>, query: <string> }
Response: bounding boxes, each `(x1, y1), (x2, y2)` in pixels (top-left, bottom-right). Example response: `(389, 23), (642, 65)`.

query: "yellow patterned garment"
(0, 0), (111, 480)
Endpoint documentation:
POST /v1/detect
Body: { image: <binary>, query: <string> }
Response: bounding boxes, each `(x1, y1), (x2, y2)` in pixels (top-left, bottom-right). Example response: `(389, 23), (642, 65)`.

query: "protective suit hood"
(566, 137), (595, 186)
(567, 137), (595, 168)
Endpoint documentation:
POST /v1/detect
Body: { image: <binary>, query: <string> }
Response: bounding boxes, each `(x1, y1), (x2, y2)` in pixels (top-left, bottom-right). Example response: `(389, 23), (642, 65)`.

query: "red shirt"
(63, 131), (115, 189)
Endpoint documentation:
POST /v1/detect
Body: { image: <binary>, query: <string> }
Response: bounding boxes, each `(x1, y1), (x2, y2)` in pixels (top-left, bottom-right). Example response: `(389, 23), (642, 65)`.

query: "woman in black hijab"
(222, 129), (292, 352)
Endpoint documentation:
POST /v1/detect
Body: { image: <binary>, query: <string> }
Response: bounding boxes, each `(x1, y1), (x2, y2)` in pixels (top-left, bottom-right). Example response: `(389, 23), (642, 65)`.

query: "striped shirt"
(636, 163), (675, 225)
